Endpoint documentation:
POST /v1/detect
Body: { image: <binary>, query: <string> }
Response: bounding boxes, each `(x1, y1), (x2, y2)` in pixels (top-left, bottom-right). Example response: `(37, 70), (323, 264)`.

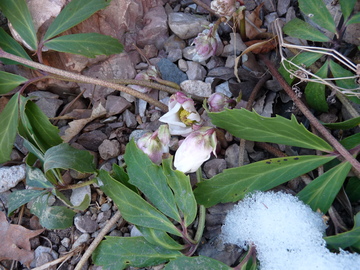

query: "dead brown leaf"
(0, 211), (44, 267)
(244, 37), (278, 54)
(245, 3), (266, 40)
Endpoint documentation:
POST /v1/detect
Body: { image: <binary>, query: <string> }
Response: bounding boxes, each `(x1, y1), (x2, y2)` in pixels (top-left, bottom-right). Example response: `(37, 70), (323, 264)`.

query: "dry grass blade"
(275, 19), (359, 96)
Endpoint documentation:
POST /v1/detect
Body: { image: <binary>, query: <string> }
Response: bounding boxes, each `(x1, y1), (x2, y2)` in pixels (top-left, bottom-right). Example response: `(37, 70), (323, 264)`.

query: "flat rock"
(164, 34), (186, 53)
(0, 164), (26, 192)
(277, 0), (291, 16)
(180, 80), (212, 97)
(77, 130), (107, 151)
(168, 12), (210, 39)
(204, 159), (227, 178)
(80, 53), (136, 101)
(98, 139), (121, 160)
(72, 233), (90, 249)
(70, 183), (91, 207)
(30, 91), (63, 118)
(157, 58), (188, 85)
(186, 61), (207, 80)
(225, 143), (250, 168)
(74, 215), (98, 233)
(105, 95), (131, 116)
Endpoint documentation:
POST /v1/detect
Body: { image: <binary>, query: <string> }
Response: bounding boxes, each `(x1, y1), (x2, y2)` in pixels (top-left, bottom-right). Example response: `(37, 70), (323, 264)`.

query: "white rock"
(70, 183), (91, 207)
(0, 164), (26, 192)
(180, 80), (212, 97)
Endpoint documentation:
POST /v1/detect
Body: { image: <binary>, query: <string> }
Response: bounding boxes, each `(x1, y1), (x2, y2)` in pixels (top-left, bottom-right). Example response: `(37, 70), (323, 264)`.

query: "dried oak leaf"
(0, 211), (44, 267)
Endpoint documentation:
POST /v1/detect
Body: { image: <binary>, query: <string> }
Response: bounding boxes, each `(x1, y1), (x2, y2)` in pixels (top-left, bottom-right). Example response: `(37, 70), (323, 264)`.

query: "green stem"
(0, 49), (168, 112)
(57, 178), (97, 191)
(260, 54), (360, 175)
(194, 167), (206, 244)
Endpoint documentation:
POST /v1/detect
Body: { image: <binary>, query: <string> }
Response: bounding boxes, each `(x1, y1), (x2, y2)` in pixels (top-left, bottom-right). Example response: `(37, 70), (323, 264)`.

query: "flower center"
(179, 108), (195, 126)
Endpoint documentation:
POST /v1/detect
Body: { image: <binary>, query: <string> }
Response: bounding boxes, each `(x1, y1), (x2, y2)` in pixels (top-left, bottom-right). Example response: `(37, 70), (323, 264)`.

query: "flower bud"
(192, 25), (223, 62)
(174, 127), (217, 173)
(208, 92), (232, 112)
(136, 125), (170, 164)
(159, 92), (201, 136)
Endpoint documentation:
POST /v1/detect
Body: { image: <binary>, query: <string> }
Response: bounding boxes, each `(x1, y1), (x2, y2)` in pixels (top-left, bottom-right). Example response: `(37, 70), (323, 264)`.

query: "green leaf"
(98, 170), (181, 236)
(0, 93), (19, 163)
(44, 143), (96, 173)
(0, 0), (38, 50)
(347, 12), (360, 25)
(26, 166), (54, 188)
(345, 177), (360, 202)
(209, 109), (333, 152)
(322, 116), (360, 130)
(164, 256), (232, 270)
(329, 60), (358, 92)
(92, 236), (182, 270)
(44, 33), (123, 58)
(0, 28), (33, 66)
(22, 139), (45, 163)
(194, 155), (335, 207)
(340, 133), (360, 150)
(20, 99), (62, 153)
(8, 189), (46, 215)
(112, 163), (137, 193)
(124, 140), (181, 223)
(279, 51), (322, 85)
(297, 161), (352, 213)
(298, 0), (336, 33)
(162, 158), (197, 227)
(325, 212), (360, 250)
(283, 18), (330, 42)
(137, 226), (185, 250)
(304, 61), (329, 112)
(43, 0), (111, 41)
(31, 194), (75, 229)
(340, 0), (356, 21)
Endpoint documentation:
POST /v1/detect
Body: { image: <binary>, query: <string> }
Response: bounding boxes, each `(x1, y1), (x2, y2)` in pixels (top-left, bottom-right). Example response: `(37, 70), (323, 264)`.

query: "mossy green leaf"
(43, 0), (111, 40)
(297, 161), (352, 213)
(0, 93), (19, 163)
(0, 0), (37, 50)
(209, 108), (333, 152)
(164, 256), (232, 270)
(194, 155), (335, 208)
(298, 0), (336, 33)
(44, 33), (123, 58)
(283, 18), (330, 42)
(340, 0), (356, 21)
(92, 236), (182, 270)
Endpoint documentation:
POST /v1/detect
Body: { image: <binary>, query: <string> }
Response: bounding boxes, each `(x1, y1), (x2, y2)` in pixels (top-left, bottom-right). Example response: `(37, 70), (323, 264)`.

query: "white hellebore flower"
(136, 125), (171, 164)
(192, 25), (223, 63)
(159, 92), (201, 136)
(174, 127), (217, 173)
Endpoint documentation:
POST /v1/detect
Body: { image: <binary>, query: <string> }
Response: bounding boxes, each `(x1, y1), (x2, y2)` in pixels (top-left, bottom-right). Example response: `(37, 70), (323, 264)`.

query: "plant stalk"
(0, 49), (168, 112)
(260, 54), (360, 175)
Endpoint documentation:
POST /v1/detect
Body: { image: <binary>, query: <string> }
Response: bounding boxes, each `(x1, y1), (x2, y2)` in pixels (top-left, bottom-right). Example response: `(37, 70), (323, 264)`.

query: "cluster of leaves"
(279, 0), (360, 111)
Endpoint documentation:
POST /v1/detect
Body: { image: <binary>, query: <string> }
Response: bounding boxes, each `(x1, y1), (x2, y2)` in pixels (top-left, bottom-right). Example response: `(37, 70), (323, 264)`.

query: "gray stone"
(167, 48), (183, 62)
(97, 210), (111, 223)
(178, 59), (188, 72)
(35, 253), (55, 269)
(215, 81), (232, 97)
(129, 130), (150, 142)
(182, 46), (199, 61)
(130, 226), (143, 237)
(77, 130), (107, 151)
(168, 12), (210, 39)
(101, 203), (111, 212)
(264, 12), (278, 29)
(136, 6), (168, 50)
(32, 246), (58, 268)
(74, 215), (98, 233)
(105, 95), (131, 117)
(0, 164), (26, 192)
(61, 237), (71, 248)
(203, 159), (227, 178)
(221, 33), (246, 57)
(80, 53), (136, 101)
(123, 109), (137, 128)
(186, 61), (207, 80)
(70, 183), (91, 208)
(164, 34), (186, 53)
(72, 233), (90, 249)
(206, 56), (225, 70)
(225, 55), (237, 68)
(266, 79), (283, 92)
(180, 80), (212, 97)
(207, 67), (234, 80)
(225, 143), (250, 168)
(157, 58), (188, 85)
(30, 91), (63, 118)
(277, 0), (291, 16)
(99, 139), (121, 160)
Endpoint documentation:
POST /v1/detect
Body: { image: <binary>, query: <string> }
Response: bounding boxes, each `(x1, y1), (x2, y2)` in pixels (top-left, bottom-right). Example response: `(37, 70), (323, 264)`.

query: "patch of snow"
(221, 191), (360, 270)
